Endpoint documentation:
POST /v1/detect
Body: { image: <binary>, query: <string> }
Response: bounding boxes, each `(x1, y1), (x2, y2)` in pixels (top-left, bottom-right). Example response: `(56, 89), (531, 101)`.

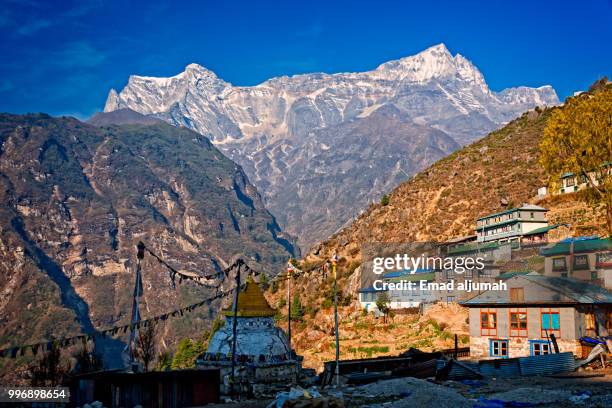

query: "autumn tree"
(540, 83), (612, 235)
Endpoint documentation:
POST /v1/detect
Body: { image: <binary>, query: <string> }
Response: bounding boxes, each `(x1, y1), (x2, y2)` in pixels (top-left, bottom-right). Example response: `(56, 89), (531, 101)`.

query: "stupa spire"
(223, 277), (276, 317)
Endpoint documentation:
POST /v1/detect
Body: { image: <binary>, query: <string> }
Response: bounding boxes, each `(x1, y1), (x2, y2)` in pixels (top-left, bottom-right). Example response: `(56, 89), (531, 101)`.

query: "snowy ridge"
(103, 43), (559, 250)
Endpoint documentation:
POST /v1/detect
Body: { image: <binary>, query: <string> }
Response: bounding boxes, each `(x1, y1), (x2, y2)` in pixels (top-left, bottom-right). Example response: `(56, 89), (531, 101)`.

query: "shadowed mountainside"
(0, 113), (296, 380)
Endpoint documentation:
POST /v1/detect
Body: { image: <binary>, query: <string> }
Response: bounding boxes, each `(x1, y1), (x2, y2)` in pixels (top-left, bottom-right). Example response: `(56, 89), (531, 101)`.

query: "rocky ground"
(206, 368), (612, 408)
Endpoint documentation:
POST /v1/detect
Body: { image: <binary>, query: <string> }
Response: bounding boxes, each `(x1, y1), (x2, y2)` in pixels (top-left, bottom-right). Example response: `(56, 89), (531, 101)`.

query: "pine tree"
(290, 294), (304, 321)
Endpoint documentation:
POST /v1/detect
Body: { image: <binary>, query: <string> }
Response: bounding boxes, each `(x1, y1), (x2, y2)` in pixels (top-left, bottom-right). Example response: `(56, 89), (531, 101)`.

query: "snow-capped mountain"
(104, 43), (559, 250)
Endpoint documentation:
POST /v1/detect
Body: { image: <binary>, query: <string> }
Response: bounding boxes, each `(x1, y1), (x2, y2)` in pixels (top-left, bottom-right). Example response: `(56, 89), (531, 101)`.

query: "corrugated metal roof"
(476, 204), (547, 221)
(522, 224), (564, 236)
(540, 237), (611, 256)
(498, 271), (531, 280)
(358, 286), (386, 293)
(518, 352), (575, 376)
(461, 274), (612, 306)
(438, 352), (575, 379)
(478, 358), (521, 377)
(447, 241), (500, 255)
(383, 269), (433, 279)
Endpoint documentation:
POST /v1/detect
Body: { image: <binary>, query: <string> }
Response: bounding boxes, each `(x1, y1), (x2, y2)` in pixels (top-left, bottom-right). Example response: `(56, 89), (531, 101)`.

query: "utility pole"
(230, 260), (242, 398)
(287, 261), (292, 351)
(331, 251), (340, 387)
(128, 241), (145, 368)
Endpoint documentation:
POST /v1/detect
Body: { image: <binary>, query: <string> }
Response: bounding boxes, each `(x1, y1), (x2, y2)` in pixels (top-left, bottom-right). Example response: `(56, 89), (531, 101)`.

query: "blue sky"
(0, 0), (610, 119)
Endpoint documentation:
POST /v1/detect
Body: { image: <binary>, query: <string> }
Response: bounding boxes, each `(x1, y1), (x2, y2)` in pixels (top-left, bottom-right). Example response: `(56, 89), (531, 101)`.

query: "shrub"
(171, 338), (205, 369)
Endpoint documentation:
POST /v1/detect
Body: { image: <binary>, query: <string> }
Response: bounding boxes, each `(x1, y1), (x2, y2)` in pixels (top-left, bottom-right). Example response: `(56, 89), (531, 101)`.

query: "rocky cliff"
(0, 113), (295, 378)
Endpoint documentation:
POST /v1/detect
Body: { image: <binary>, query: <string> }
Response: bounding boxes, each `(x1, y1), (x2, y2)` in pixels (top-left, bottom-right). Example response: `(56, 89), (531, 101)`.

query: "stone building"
(461, 273), (612, 359)
(197, 277), (302, 393)
(475, 204), (551, 244)
(541, 237), (612, 289)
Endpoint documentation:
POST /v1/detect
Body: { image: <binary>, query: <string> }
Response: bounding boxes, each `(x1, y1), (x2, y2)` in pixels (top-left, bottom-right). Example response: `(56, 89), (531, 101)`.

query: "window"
(573, 255), (589, 270)
(530, 212), (534, 219)
(541, 309), (560, 337)
(591, 271), (598, 280)
(445, 270), (455, 279)
(566, 177), (575, 187)
(552, 257), (566, 272)
(509, 288), (525, 302)
(465, 269), (473, 279)
(447, 296), (455, 303)
(530, 340), (551, 356)
(510, 310), (528, 337)
(489, 339), (508, 358)
(585, 313), (596, 331)
(481, 309), (497, 336)
(596, 251), (612, 268)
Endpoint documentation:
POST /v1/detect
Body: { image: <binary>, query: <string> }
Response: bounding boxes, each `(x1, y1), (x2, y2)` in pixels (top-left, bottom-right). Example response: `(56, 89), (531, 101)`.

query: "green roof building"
(476, 204), (553, 244)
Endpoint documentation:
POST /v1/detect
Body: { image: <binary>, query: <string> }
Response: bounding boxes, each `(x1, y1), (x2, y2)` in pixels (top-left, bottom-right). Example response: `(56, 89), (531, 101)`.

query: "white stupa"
(198, 277), (301, 390)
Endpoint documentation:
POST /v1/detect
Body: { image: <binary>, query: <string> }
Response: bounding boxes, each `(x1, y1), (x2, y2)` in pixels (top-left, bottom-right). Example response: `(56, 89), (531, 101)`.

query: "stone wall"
(201, 362), (300, 395)
(469, 335), (581, 359)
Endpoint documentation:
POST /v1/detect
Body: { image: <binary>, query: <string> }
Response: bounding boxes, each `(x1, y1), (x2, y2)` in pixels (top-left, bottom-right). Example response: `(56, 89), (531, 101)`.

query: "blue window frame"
(541, 313), (559, 329)
(541, 309), (560, 337)
(530, 340), (551, 356)
(489, 339), (509, 358)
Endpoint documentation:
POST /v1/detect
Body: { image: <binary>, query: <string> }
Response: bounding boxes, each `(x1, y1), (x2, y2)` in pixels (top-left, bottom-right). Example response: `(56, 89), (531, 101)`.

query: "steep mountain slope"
(306, 108), (605, 264)
(0, 113), (295, 378)
(104, 44), (559, 250)
(268, 104), (605, 371)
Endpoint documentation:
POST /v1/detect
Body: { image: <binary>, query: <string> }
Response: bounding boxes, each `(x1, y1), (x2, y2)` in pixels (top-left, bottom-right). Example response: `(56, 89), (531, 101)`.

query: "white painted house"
(476, 204), (549, 244)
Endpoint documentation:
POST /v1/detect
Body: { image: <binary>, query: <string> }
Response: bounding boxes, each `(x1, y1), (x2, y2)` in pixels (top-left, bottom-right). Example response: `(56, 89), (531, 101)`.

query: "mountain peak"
(423, 43), (450, 54)
(374, 43), (462, 82)
(184, 62), (216, 77)
(104, 45), (559, 250)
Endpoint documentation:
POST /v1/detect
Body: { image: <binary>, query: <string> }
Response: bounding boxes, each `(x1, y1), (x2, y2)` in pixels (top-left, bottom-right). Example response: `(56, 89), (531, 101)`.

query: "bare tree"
(30, 346), (70, 386)
(135, 321), (157, 371)
(73, 343), (103, 374)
